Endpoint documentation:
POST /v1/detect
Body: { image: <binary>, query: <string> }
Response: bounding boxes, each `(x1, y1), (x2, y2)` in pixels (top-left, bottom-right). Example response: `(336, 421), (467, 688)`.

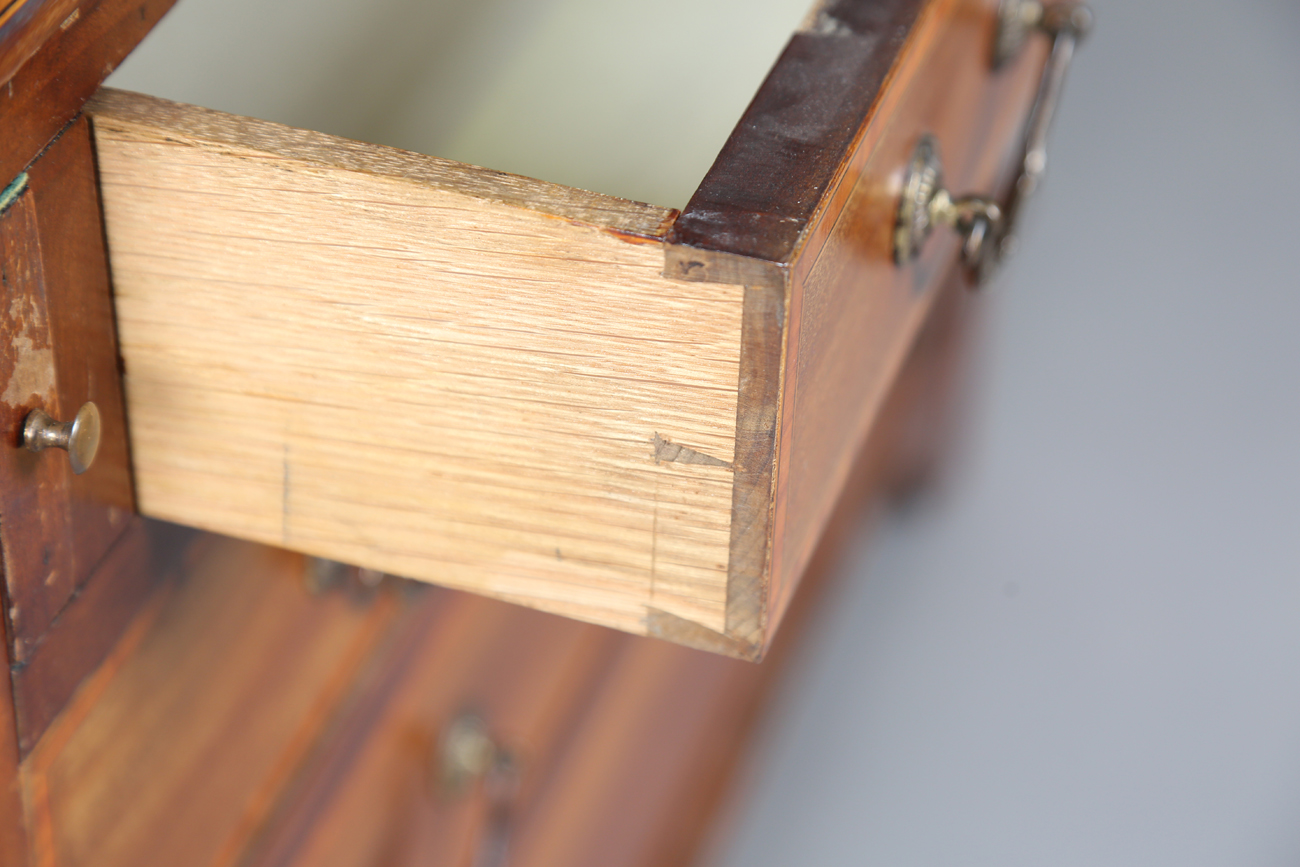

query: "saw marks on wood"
(91, 89), (743, 636)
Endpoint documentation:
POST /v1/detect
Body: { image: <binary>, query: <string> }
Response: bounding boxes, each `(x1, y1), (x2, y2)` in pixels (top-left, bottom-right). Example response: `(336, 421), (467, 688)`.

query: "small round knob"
(439, 713), (501, 796)
(23, 402), (101, 474)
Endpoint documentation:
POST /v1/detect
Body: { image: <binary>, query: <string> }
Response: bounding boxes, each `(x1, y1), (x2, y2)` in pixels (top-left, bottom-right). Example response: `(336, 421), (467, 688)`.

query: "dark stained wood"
(0, 0), (179, 188)
(665, 0), (925, 276)
(20, 535), (404, 867)
(873, 263), (976, 502)
(501, 281), (970, 867)
(506, 634), (764, 867)
(0, 115), (135, 666)
(0, 0), (81, 90)
(0, 4), (1007, 867)
(9, 520), (189, 755)
(3, 241), (977, 867)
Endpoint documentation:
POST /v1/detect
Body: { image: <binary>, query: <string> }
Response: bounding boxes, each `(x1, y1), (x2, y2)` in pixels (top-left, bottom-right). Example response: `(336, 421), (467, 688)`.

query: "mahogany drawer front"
(17, 533), (404, 867)
(75, 0), (1052, 659)
(243, 589), (620, 867)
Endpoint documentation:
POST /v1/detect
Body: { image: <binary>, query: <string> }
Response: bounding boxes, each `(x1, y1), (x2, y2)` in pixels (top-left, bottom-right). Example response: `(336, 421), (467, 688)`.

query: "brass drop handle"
(893, 134), (1002, 273)
(894, 1), (1091, 283)
(23, 401), (102, 474)
(993, 0), (1093, 267)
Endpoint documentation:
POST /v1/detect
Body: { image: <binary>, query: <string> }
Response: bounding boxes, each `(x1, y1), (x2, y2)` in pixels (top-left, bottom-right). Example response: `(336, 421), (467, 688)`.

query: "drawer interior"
(106, 0), (814, 210)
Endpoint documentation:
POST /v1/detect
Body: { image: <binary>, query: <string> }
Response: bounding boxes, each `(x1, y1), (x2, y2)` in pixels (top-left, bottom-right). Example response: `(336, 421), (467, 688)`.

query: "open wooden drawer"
(67, 0), (1063, 659)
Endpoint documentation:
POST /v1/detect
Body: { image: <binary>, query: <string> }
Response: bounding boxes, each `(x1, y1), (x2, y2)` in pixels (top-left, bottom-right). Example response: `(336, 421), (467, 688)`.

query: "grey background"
(710, 1), (1300, 865)
(109, 0), (1300, 864)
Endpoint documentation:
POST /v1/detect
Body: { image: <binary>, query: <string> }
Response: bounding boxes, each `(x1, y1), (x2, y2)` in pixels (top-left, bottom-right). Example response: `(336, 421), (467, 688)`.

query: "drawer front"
(18, 536), (403, 867)
(242, 591), (619, 867)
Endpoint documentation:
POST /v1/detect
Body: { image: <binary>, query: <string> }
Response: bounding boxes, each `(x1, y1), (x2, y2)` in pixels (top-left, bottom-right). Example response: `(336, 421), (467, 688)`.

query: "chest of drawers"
(0, 0), (1078, 862)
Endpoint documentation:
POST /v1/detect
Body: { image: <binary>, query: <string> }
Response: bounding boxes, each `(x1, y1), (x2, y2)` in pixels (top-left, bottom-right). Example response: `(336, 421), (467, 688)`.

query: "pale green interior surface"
(108, 0), (815, 211)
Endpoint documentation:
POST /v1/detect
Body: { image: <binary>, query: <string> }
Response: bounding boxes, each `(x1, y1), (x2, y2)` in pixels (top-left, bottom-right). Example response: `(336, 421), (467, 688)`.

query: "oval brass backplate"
(893, 134), (944, 265)
(894, 136), (1001, 276)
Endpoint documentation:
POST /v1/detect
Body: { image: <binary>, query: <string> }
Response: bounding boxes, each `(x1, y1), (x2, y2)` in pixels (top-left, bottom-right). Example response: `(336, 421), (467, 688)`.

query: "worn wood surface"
(0, 2), (1002, 867)
(8, 520), (184, 755)
(666, 0), (926, 278)
(0, 114), (135, 671)
(0, 181), (73, 661)
(91, 89), (746, 643)
(0, 0), (179, 188)
(19, 534), (403, 867)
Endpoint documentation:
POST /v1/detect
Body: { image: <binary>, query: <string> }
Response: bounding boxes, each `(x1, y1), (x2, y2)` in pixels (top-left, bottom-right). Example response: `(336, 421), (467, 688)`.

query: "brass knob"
(23, 402), (101, 474)
(439, 713), (504, 796)
(893, 134), (1001, 277)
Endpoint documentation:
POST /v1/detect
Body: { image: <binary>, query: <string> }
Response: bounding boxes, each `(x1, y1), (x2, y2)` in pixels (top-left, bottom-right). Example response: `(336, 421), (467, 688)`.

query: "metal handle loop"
(988, 0), (1092, 277)
(894, 2), (1091, 284)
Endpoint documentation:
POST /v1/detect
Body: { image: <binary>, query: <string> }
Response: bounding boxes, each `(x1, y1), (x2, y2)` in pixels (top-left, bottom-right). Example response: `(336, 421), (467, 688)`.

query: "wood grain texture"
(0, 115), (135, 669)
(85, 0), (1042, 658)
(665, 0), (1050, 651)
(0, 0), (178, 188)
(19, 533), (402, 867)
(0, 0), (80, 91)
(90, 89), (745, 642)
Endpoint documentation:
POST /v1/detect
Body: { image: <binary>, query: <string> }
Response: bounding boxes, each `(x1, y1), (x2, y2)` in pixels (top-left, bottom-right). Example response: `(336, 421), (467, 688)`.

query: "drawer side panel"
(91, 92), (745, 638)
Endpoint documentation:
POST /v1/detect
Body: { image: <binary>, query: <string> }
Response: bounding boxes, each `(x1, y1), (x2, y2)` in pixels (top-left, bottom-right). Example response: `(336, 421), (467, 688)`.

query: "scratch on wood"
(652, 432), (732, 469)
(281, 443), (290, 544)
